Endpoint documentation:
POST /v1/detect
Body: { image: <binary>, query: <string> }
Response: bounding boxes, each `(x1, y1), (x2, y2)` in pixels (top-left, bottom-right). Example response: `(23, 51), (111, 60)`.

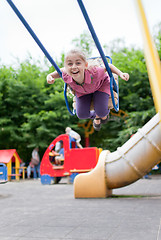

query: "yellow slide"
(74, 0), (161, 198)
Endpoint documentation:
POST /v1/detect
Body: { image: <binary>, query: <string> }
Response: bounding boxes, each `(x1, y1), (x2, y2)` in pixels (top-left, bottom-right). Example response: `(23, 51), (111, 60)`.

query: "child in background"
(47, 49), (129, 131)
(65, 127), (83, 148)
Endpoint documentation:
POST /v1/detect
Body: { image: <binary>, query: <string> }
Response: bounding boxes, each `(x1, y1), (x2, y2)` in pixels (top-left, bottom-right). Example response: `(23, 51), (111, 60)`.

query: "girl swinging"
(47, 49), (129, 131)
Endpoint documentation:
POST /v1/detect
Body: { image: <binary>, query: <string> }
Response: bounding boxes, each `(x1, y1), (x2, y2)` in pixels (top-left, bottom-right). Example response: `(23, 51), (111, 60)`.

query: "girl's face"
(64, 53), (87, 83)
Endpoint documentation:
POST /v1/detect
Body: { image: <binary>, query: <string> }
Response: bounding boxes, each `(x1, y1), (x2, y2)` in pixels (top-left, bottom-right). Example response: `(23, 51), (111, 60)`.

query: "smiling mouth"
(72, 71), (79, 74)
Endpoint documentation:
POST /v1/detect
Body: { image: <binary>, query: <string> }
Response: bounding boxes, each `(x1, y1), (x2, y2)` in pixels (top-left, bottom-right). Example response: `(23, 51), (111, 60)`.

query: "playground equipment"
(0, 163), (8, 183)
(0, 149), (22, 181)
(40, 134), (100, 184)
(135, 0), (161, 118)
(74, 113), (161, 197)
(74, 0), (161, 198)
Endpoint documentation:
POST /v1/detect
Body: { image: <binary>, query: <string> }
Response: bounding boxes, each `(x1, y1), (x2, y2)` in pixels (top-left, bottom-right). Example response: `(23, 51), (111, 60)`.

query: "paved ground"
(0, 175), (161, 240)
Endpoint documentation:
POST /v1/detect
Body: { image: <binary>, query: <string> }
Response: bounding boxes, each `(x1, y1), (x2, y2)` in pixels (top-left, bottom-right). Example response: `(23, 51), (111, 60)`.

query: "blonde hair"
(64, 49), (87, 63)
(64, 49), (105, 69)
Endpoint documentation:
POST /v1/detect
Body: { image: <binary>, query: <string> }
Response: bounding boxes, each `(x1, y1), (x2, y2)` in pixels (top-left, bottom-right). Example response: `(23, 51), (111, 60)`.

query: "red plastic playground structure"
(40, 134), (101, 184)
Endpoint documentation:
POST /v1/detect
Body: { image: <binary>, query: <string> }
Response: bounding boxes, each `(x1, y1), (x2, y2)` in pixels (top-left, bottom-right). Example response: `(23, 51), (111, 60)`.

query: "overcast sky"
(0, 0), (161, 67)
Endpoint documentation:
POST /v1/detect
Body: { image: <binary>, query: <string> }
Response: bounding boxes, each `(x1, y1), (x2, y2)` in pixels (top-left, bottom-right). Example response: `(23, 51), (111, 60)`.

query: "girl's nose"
(72, 63), (77, 68)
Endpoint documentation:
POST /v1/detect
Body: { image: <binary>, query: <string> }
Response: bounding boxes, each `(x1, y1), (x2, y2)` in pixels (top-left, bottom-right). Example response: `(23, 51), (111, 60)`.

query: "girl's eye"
(68, 63), (73, 66)
(76, 62), (81, 65)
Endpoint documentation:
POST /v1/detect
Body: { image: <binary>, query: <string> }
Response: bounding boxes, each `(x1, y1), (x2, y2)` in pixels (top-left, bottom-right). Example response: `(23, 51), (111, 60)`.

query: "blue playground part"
(70, 173), (79, 184)
(0, 163), (8, 183)
(41, 174), (62, 185)
(41, 174), (52, 185)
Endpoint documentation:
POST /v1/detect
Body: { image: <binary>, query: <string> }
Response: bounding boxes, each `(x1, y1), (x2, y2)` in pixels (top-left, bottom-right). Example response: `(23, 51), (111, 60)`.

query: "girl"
(47, 49), (129, 131)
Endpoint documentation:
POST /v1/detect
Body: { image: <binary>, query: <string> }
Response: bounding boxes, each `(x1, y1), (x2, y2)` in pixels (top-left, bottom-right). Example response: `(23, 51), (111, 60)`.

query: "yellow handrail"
(135, 0), (161, 121)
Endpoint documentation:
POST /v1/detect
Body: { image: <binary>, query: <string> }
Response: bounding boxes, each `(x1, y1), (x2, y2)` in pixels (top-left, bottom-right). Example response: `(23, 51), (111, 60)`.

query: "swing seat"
(72, 73), (118, 111)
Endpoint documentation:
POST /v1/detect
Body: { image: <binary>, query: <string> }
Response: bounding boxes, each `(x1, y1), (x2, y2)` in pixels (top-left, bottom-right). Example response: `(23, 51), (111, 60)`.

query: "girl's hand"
(120, 73), (129, 81)
(47, 75), (55, 84)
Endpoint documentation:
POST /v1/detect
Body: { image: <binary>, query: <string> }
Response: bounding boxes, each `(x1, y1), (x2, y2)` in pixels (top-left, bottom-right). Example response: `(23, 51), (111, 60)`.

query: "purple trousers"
(76, 91), (110, 119)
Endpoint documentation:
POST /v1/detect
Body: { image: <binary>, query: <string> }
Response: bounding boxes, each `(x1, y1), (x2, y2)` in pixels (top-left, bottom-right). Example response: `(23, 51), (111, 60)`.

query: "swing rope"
(77, 0), (119, 112)
(6, 0), (74, 116)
